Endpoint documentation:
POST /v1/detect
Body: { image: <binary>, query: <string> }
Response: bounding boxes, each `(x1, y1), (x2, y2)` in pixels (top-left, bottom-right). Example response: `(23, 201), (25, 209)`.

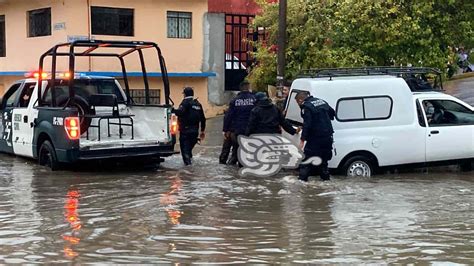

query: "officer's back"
(246, 92), (296, 135)
(223, 81), (256, 135)
(176, 98), (205, 133)
(302, 96), (335, 139)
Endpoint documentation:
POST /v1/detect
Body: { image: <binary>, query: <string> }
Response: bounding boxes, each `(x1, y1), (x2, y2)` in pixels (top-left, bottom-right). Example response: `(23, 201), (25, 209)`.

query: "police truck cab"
(0, 40), (177, 169)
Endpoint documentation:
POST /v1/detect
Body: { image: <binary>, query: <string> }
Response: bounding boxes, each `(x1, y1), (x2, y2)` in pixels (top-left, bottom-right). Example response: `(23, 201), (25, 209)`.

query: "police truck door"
(12, 82), (38, 157)
(0, 82), (23, 154)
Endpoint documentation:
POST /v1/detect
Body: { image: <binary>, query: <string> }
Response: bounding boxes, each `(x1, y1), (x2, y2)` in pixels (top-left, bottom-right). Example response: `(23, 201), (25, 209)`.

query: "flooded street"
(0, 77), (473, 264)
(1, 136), (473, 263)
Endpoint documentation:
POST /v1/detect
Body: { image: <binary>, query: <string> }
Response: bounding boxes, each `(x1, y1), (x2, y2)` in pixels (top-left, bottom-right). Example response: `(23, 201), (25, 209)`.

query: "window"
(129, 89), (161, 104)
(28, 8), (51, 37)
(2, 83), (21, 108)
(336, 96), (393, 122)
(167, 11), (192, 39)
(364, 97), (392, 119)
(18, 83), (36, 108)
(43, 79), (125, 105)
(416, 100), (426, 127)
(337, 99), (364, 121)
(0, 15), (5, 57)
(423, 99), (474, 126)
(285, 90), (305, 125)
(91, 7), (134, 36)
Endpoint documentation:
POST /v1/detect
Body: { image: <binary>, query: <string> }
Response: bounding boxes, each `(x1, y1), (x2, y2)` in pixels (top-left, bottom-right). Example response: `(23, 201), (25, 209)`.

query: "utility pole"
(277, 0), (287, 89)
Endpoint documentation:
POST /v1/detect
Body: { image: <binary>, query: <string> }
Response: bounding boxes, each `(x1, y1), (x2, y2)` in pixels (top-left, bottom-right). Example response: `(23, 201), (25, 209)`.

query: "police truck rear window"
(43, 79), (124, 104)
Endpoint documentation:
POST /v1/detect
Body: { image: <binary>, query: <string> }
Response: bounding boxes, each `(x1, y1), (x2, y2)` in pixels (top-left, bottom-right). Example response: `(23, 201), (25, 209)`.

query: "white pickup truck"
(0, 40), (177, 170)
(284, 67), (474, 177)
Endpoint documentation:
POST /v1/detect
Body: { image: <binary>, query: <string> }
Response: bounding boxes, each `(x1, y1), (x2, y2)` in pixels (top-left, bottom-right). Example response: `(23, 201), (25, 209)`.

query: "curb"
(448, 72), (474, 81)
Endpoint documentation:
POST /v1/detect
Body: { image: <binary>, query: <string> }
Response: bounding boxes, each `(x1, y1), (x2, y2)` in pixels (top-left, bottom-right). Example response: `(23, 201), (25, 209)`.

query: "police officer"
(223, 81), (256, 165)
(173, 87), (206, 166)
(295, 91), (335, 181)
(246, 92), (297, 135)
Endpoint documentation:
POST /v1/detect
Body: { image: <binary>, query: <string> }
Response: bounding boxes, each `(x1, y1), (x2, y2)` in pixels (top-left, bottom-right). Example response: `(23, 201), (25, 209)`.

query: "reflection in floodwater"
(160, 173), (183, 225)
(0, 148), (473, 263)
(63, 188), (81, 258)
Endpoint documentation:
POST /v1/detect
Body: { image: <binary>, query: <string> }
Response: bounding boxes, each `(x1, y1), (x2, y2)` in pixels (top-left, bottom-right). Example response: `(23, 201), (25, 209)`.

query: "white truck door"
(12, 82), (39, 158)
(422, 99), (474, 162)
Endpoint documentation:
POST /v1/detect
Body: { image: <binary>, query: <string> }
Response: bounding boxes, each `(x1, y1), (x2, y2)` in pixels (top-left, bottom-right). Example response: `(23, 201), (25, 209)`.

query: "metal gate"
(225, 14), (265, 91)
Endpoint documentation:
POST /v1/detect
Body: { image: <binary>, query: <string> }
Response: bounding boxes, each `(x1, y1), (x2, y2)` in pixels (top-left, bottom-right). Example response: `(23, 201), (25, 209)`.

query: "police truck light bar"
(25, 71), (73, 79)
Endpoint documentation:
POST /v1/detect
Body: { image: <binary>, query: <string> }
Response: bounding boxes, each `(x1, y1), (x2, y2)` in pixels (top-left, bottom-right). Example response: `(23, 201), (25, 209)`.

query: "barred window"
(0, 15), (5, 57)
(91, 6), (134, 36)
(28, 8), (51, 37)
(129, 89), (161, 104)
(167, 11), (192, 39)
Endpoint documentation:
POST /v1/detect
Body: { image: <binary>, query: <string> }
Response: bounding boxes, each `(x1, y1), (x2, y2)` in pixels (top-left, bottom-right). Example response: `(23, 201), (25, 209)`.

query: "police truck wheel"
(342, 155), (377, 177)
(38, 140), (59, 171)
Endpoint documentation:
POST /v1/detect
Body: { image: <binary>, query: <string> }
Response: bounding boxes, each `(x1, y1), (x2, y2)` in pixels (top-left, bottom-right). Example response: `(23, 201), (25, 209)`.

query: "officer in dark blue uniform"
(295, 91), (335, 181)
(246, 92), (297, 135)
(223, 81), (256, 165)
(173, 87), (206, 166)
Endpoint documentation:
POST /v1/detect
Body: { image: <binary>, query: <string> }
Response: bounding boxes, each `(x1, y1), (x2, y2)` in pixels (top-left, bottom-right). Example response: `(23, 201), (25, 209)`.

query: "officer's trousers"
(228, 133), (240, 165)
(219, 135), (233, 164)
(299, 136), (333, 181)
(180, 131), (199, 165)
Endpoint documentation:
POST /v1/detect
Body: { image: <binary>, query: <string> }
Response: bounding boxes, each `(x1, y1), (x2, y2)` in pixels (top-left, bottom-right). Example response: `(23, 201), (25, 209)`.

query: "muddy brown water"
(0, 147), (473, 264)
(1, 78), (473, 263)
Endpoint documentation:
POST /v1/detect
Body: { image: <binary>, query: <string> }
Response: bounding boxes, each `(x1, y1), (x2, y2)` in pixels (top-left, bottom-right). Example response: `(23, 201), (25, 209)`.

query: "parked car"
(0, 40), (177, 170)
(283, 67), (474, 177)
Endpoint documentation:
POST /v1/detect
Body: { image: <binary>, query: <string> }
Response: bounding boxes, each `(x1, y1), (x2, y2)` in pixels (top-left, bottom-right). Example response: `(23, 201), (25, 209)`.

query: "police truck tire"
(57, 95), (92, 134)
(38, 140), (59, 171)
(341, 155), (377, 177)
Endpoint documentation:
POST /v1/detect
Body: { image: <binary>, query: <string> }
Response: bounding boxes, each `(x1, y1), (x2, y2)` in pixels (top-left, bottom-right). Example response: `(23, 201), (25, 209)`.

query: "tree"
(248, 0), (474, 91)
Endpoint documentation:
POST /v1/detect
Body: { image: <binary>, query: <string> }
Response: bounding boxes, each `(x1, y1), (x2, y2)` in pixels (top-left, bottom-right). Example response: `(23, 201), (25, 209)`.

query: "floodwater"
(0, 77), (473, 264)
(0, 141), (473, 264)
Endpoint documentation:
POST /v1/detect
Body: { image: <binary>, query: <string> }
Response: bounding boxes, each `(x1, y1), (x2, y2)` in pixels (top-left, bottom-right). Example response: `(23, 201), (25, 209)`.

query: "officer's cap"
(255, 92), (268, 102)
(183, 87), (194, 96)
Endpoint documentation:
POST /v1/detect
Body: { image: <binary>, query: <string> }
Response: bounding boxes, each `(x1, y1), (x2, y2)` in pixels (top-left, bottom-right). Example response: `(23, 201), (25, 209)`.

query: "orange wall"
(0, 0), (207, 73)
(0, 0), (221, 114)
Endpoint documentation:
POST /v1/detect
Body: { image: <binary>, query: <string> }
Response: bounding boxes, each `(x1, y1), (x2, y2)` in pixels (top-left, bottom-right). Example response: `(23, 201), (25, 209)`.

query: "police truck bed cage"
(37, 40), (172, 107)
(298, 66), (444, 91)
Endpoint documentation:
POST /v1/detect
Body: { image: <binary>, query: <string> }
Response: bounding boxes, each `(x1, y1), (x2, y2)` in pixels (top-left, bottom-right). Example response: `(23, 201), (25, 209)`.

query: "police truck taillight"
(170, 114), (178, 135)
(64, 117), (80, 140)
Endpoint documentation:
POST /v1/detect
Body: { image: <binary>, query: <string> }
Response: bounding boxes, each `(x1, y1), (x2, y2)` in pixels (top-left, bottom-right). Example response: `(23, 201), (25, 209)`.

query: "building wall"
(208, 0), (260, 15)
(0, 0), (207, 72)
(125, 76), (208, 108)
(0, 0), (222, 115)
(203, 12), (234, 106)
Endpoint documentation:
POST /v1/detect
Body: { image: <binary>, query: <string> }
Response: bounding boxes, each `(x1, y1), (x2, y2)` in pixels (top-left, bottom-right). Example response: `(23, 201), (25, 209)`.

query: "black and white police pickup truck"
(0, 40), (177, 169)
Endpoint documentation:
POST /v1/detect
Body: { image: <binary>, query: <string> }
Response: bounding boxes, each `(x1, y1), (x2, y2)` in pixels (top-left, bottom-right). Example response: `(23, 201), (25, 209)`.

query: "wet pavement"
(445, 75), (474, 105)
(0, 77), (472, 264)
